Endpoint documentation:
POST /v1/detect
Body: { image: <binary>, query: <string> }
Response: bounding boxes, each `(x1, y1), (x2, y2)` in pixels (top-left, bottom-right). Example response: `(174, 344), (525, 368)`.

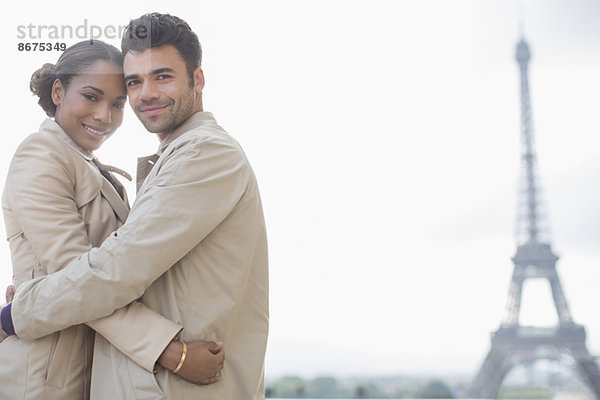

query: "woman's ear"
(51, 79), (64, 107)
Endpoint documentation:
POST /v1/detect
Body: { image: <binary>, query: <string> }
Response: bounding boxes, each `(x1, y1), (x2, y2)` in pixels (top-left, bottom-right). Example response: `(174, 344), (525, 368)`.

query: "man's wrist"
(158, 341), (183, 371)
(1, 302), (15, 336)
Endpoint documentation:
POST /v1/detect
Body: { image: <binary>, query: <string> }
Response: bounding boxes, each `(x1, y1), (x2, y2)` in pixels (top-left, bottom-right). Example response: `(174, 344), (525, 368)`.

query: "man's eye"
(157, 74), (171, 80)
(126, 80), (140, 87)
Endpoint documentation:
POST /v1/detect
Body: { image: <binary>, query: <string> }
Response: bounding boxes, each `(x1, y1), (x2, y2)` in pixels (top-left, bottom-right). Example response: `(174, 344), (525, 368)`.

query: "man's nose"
(139, 81), (160, 102)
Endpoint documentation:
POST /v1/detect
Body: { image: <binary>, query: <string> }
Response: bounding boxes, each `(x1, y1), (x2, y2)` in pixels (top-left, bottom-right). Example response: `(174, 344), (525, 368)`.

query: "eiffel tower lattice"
(466, 38), (600, 398)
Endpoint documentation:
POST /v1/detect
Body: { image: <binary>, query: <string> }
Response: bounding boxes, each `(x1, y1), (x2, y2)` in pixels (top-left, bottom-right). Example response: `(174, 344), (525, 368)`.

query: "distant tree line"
(265, 376), (454, 398)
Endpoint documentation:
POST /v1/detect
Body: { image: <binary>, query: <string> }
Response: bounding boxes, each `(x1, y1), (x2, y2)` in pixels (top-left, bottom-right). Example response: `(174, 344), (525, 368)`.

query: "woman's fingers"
(199, 375), (222, 385)
(205, 340), (223, 354)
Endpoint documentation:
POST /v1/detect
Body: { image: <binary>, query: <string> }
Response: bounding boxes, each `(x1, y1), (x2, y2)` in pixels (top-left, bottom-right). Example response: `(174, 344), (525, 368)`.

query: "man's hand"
(158, 340), (225, 384)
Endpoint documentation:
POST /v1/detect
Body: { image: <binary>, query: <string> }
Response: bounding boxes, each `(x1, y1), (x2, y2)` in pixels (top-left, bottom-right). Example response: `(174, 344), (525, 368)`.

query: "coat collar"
(39, 118), (94, 161)
(39, 119), (131, 222)
(136, 112), (217, 194)
(158, 112), (217, 155)
(39, 118), (132, 182)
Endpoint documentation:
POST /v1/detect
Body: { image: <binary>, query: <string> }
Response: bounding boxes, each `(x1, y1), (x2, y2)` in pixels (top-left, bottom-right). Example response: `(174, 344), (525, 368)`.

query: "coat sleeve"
(5, 134), (182, 371)
(11, 135), (250, 340)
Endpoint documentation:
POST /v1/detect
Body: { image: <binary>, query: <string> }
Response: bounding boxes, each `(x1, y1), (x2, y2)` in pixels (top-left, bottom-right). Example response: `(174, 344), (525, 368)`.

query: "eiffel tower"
(466, 38), (600, 398)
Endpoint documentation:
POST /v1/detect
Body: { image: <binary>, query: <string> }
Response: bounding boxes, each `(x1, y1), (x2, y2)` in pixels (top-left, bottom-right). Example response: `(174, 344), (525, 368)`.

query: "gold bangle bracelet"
(172, 342), (187, 374)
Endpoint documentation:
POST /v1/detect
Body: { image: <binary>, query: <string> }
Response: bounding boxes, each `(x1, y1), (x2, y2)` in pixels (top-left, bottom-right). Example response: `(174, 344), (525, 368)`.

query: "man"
(1, 13), (269, 400)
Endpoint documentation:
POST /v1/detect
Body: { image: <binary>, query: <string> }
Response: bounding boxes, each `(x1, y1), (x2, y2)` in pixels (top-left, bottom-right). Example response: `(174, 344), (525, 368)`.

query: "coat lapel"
(92, 157), (132, 224)
(100, 177), (130, 224)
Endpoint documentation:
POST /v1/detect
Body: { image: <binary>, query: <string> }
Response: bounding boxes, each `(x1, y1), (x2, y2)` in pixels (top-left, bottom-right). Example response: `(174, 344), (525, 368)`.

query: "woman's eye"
(113, 103), (125, 110)
(83, 94), (97, 101)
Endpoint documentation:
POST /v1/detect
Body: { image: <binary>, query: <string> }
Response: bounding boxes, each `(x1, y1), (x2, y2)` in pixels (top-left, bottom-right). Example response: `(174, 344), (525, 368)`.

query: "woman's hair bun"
(30, 63), (58, 117)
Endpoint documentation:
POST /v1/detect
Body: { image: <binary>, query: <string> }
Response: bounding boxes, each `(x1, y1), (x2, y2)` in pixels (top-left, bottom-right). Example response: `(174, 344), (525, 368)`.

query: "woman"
(0, 40), (223, 399)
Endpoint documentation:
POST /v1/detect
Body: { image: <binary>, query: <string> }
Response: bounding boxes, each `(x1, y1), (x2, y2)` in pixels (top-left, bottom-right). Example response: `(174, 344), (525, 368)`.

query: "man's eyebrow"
(151, 67), (176, 76)
(124, 68), (176, 82)
(81, 86), (104, 95)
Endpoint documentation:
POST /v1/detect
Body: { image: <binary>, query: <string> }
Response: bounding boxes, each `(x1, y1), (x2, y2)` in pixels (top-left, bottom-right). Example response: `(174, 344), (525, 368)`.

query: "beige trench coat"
(11, 112), (269, 399)
(0, 119), (182, 399)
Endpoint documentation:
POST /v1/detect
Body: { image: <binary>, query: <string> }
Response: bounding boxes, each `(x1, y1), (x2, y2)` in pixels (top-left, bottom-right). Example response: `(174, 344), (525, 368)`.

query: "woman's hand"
(158, 340), (225, 385)
(5, 285), (14, 303)
(0, 285), (15, 342)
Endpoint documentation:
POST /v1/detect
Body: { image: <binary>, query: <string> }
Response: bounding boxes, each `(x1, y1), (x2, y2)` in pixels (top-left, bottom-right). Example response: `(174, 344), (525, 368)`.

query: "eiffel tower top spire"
(510, 38), (566, 321)
(515, 38), (548, 246)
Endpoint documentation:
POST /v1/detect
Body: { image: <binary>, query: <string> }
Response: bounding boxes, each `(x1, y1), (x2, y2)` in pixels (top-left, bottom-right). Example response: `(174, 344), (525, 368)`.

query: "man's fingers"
(5, 285), (15, 303)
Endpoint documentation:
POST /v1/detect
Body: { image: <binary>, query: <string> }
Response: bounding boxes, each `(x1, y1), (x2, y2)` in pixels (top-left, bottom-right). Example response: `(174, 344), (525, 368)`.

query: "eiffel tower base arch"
(467, 324), (600, 398)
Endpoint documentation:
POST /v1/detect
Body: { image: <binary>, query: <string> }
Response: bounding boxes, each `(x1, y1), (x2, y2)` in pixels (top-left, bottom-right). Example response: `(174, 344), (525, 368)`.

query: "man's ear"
(193, 67), (205, 95)
(51, 79), (64, 107)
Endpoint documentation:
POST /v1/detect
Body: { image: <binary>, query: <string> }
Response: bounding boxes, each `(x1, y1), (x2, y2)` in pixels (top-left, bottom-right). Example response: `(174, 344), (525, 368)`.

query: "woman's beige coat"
(0, 119), (182, 400)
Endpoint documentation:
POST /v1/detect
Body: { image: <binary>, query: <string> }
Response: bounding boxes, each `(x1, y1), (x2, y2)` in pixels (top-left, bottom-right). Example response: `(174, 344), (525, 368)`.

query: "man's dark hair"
(121, 13), (202, 85)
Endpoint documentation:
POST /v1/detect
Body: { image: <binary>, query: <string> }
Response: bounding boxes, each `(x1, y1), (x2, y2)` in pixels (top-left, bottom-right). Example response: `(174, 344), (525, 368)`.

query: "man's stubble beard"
(136, 89), (196, 135)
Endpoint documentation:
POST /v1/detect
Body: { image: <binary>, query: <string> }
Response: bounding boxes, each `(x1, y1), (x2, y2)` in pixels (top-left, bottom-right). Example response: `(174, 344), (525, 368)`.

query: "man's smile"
(139, 105), (168, 117)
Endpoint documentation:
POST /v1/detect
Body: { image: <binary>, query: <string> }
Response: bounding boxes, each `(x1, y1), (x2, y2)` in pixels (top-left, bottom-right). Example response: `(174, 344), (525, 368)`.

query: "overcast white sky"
(1, 0), (599, 380)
